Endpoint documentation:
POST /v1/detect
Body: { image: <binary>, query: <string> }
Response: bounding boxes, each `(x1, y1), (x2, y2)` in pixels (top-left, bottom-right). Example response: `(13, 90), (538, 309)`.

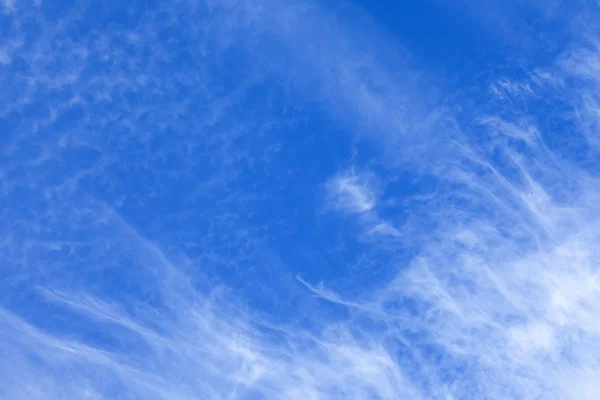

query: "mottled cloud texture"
(2, 0), (600, 399)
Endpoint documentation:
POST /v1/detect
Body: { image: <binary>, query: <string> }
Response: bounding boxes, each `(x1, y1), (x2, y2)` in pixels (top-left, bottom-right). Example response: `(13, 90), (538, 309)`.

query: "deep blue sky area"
(2, 1), (600, 399)
(359, 0), (497, 68)
(355, 0), (578, 90)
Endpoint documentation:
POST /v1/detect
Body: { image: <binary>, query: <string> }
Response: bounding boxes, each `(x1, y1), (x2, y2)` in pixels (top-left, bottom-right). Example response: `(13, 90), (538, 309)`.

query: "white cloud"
(310, 19), (600, 399)
(325, 170), (377, 214)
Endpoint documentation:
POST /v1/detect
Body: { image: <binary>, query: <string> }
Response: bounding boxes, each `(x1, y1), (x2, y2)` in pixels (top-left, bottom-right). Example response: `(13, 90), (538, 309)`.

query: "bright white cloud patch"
(326, 170), (378, 214)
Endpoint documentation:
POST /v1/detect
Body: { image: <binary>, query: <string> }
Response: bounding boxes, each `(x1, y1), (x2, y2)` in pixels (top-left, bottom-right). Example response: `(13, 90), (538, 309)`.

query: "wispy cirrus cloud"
(325, 169), (378, 214)
(0, 0), (428, 398)
(0, 203), (424, 399)
(324, 169), (402, 241)
(3, 0), (600, 399)
(314, 22), (600, 399)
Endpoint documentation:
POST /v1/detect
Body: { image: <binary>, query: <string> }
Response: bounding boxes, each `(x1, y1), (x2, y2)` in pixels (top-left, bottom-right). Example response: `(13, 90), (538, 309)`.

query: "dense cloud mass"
(2, 0), (600, 399)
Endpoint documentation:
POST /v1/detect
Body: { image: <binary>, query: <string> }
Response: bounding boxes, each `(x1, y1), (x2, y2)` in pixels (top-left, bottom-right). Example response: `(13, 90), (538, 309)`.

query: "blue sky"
(2, 0), (600, 399)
